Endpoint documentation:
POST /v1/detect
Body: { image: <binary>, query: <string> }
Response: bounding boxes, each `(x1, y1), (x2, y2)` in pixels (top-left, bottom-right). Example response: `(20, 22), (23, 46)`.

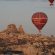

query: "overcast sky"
(0, 0), (55, 35)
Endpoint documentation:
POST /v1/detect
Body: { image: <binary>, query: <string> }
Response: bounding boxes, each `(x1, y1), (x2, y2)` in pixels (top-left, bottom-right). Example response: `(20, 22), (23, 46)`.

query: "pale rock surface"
(0, 24), (55, 55)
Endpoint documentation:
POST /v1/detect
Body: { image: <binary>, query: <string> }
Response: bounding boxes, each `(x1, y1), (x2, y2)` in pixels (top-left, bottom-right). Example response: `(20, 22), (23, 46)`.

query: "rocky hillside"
(0, 24), (55, 55)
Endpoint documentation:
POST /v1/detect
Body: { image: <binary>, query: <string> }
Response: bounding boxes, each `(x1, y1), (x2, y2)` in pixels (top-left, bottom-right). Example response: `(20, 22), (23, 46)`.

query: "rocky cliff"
(0, 24), (55, 55)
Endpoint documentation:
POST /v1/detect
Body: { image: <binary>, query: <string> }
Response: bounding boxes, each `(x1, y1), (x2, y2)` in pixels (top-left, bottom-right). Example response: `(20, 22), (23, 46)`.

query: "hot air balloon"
(32, 12), (48, 33)
(48, 0), (54, 6)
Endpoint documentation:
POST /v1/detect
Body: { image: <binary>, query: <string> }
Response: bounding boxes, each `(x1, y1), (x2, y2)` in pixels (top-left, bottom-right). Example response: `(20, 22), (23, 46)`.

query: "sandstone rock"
(18, 25), (25, 34)
(6, 24), (18, 34)
(0, 24), (55, 55)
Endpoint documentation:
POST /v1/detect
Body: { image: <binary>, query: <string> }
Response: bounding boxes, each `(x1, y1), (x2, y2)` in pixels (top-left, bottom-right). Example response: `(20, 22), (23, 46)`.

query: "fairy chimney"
(6, 24), (18, 34)
(18, 25), (25, 34)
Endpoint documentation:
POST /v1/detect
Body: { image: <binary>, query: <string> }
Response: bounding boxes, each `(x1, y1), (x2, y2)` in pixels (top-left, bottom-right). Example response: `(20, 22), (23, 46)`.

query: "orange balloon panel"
(32, 12), (48, 31)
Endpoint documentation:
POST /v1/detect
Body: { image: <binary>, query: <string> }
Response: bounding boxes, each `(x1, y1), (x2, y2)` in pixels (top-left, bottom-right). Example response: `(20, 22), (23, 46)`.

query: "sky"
(0, 0), (55, 35)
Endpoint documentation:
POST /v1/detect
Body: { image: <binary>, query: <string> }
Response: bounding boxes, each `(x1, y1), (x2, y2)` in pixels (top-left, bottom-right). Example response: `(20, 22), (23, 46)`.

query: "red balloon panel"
(32, 12), (48, 31)
(32, 18), (47, 30)
(48, 0), (54, 3)
(48, 0), (54, 6)
(32, 12), (48, 18)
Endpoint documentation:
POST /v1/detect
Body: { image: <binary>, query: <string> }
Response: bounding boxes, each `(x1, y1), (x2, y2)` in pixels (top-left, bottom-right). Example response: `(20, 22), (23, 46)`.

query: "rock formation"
(7, 24), (18, 33)
(0, 24), (55, 55)
(18, 25), (25, 34)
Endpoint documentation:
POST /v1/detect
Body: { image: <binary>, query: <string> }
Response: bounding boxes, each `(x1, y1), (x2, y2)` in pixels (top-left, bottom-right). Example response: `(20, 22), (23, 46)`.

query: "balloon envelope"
(48, 0), (54, 6)
(32, 12), (48, 32)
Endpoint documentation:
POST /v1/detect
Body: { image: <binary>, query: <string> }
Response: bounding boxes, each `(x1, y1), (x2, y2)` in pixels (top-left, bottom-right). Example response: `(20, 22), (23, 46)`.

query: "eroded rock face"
(18, 25), (25, 34)
(0, 24), (18, 34)
(0, 24), (55, 55)
(7, 24), (18, 33)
